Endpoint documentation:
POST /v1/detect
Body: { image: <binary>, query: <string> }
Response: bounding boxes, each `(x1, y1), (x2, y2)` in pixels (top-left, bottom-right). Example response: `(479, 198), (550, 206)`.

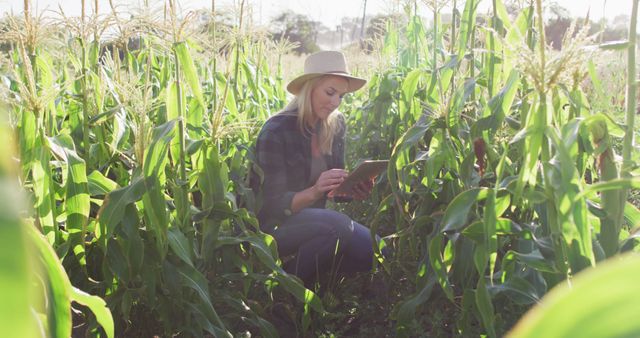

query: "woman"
(253, 51), (382, 289)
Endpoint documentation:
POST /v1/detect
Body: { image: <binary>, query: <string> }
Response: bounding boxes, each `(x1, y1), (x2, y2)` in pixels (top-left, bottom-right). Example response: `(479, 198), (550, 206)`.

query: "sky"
(0, 0), (632, 28)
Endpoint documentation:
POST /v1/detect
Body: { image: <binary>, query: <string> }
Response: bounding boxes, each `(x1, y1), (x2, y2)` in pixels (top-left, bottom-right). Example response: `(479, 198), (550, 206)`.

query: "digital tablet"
(330, 160), (389, 196)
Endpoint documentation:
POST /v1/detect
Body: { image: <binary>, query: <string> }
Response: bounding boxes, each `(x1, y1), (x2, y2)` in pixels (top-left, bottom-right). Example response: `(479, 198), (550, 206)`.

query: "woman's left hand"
(350, 178), (374, 200)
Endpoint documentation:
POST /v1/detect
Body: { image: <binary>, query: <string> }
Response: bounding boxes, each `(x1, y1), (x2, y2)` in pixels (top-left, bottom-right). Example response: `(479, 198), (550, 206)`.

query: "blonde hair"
(282, 76), (343, 155)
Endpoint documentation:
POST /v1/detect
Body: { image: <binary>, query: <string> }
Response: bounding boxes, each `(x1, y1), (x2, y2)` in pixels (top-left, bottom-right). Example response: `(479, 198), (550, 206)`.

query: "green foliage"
(3, 2), (323, 335)
(0, 107), (113, 337)
(3, 0), (639, 336)
(339, 0), (640, 336)
(508, 253), (640, 338)
(0, 180), (39, 338)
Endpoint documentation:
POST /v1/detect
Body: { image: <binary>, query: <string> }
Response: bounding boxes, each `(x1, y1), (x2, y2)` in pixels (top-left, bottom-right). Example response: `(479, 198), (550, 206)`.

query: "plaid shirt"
(253, 111), (346, 232)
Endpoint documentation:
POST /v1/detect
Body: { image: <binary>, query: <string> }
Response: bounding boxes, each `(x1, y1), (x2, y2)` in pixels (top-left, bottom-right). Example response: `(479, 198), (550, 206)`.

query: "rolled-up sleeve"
(256, 129), (297, 220)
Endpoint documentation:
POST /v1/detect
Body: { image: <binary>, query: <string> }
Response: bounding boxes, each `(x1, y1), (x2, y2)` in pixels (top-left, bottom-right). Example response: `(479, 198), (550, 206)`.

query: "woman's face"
(310, 75), (349, 122)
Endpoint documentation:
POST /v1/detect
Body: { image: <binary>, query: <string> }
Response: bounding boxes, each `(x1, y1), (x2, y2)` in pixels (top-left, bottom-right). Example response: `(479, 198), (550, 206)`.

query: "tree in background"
(267, 2), (628, 54)
(270, 10), (324, 54)
(543, 3), (628, 49)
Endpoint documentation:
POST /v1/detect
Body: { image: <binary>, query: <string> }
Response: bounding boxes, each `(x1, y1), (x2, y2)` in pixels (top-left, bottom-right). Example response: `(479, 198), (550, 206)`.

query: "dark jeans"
(271, 208), (380, 289)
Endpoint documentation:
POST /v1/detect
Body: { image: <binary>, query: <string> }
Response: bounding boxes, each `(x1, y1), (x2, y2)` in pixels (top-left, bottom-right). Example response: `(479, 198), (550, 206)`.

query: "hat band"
(324, 70), (349, 75)
(304, 70), (351, 76)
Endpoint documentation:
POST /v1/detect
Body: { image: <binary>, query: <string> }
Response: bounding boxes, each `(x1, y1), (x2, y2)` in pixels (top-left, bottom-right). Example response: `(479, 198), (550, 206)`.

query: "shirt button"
(284, 209), (292, 216)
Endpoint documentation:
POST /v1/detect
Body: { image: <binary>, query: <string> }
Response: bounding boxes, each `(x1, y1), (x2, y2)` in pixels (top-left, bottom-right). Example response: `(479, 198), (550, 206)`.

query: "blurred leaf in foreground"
(508, 253), (640, 338)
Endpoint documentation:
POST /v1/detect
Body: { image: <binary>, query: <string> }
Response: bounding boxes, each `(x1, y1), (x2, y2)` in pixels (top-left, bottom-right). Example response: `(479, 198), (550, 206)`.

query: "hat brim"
(286, 73), (367, 95)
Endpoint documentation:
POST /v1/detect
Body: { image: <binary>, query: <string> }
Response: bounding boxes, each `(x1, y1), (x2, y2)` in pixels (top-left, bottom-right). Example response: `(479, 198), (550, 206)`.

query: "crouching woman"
(253, 51), (385, 289)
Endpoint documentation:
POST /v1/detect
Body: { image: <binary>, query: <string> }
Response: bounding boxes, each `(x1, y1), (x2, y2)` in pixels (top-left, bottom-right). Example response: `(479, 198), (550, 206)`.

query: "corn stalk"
(623, 0), (638, 194)
(80, 0), (91, 167)
(599, 0), (638, 257)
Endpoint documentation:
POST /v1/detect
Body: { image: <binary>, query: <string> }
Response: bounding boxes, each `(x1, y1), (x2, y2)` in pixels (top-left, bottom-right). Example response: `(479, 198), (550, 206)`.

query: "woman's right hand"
(312, 168), (348, 199)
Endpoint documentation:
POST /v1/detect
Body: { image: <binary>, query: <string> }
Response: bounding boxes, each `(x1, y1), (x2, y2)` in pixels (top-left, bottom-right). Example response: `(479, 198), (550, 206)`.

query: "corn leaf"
(442, 188), (490, 232)
(168, 226), (193, 267)
(174, 41), (205, 110)
(142, 120), (176, 256)
(18, 109), (37, 176)
(578, 178), (640, 200)
(175, 263), (231, 337)
(475, 277), (497, 338)
(32, 134), (57, 244)
(70, 287), (114, 338)
(87, 171), (119, 196)
(429, 233), (454, 300)
(508, 253), (640, 338)
(28, 224), (72, 338)
(97, 177), (147, 247)
(49, 134), (90, 267)
(457, 0), (478, 59)
(0, 182), (38, 338)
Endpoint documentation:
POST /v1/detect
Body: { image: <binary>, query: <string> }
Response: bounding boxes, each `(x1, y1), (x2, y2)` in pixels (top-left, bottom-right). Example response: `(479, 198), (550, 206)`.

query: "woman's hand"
(312, 169), (348, 199)
(350, 178), (374, 200)
(291, 169), (348, 213)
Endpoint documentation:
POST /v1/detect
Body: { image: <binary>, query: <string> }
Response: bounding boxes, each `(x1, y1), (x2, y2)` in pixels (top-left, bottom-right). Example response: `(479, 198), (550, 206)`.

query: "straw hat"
(286, 50), (367, 95)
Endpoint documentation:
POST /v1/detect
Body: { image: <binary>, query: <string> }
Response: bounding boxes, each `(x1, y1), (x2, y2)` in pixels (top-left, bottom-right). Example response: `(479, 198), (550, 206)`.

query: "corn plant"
(0, 96), (113, 336)
(3, 0), (640, 336)
(340, 0), (640, 336)
(2, 1), (325, 336)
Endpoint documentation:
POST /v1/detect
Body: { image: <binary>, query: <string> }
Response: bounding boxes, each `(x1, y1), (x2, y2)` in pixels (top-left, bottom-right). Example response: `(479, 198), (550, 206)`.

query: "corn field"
(2, 0), (640, 337)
